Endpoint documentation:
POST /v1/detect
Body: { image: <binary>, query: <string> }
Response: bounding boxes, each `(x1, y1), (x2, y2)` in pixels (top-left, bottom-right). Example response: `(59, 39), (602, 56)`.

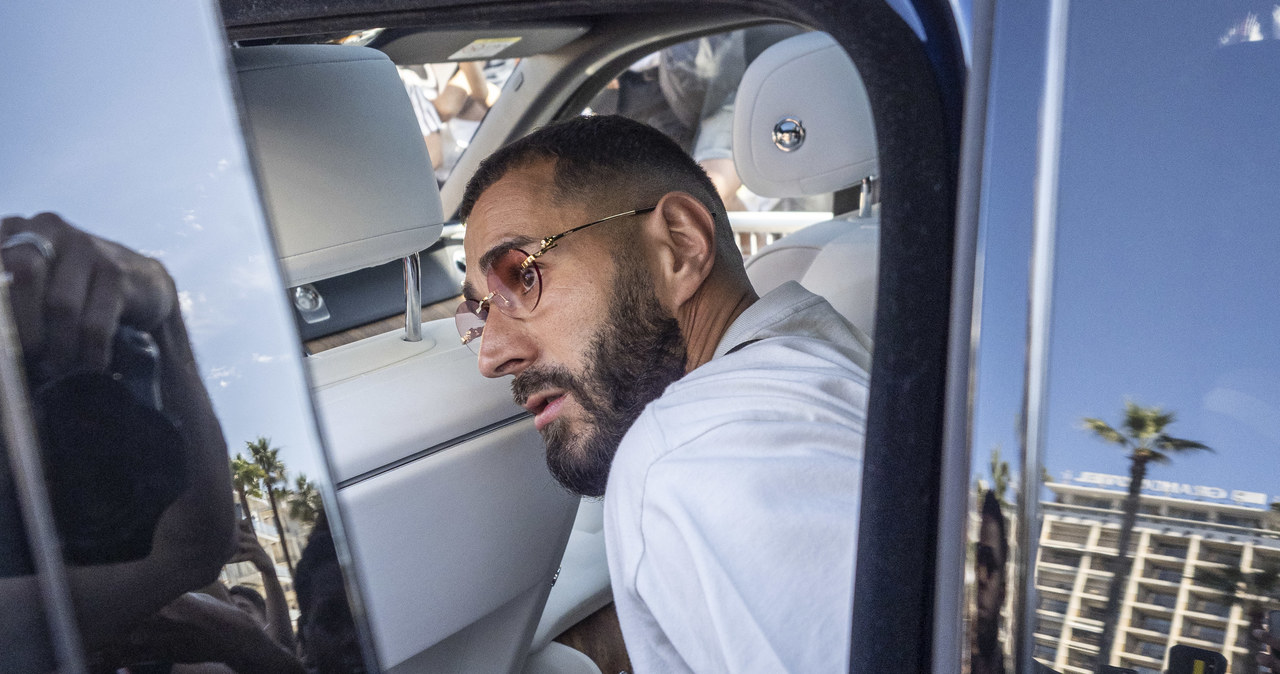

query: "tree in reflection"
(248, 437), (296, 576)
(289, 474), (323, 528)
(1194, 564), (1280, 674)
(1081, 401), (1212, 673)
(231, 453), (266, 530)
(976, 446), (1012, 505)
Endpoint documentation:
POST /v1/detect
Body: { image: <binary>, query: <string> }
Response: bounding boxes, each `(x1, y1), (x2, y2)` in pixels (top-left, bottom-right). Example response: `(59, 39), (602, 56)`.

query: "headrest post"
(403, 253), (422, 342)
(859, 176), (878, 218)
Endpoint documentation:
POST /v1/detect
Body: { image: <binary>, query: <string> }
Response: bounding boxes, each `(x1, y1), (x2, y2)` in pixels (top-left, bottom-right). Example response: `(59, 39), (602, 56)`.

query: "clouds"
(1202, 385), (1280, 445)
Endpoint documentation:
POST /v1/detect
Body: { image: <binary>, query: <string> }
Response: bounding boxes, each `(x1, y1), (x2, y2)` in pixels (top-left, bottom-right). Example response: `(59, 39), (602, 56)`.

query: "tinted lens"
(487, 248), (542, 314)
(455, 299), (487, 354)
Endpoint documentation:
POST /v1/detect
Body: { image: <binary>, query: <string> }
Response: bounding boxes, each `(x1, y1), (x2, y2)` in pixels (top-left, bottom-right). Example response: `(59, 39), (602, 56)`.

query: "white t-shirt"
(604, 281), (871, 673)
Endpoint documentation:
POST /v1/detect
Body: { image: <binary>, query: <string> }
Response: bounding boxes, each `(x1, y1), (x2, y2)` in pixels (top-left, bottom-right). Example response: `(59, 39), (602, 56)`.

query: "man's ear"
(647, 191), (717, 309)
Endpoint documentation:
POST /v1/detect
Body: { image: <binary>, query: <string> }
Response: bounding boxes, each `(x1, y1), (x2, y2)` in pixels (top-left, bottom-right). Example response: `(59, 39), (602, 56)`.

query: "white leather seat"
(733, 31), (880, 345)
(235, 45), (579, 674)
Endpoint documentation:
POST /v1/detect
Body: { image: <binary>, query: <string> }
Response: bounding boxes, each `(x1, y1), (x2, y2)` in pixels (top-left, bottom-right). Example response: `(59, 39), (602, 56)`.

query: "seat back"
(734, 32), (880, 343)
(235, 45), (578, 673)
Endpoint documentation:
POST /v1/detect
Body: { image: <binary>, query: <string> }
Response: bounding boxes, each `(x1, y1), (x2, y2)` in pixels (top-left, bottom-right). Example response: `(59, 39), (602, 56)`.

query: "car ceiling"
(220, 0), (836, 41)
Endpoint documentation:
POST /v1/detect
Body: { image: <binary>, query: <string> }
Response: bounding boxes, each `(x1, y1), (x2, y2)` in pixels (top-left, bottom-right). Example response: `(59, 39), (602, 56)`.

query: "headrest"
(234, 45), (444, 287)
(732, 32), (877, 198)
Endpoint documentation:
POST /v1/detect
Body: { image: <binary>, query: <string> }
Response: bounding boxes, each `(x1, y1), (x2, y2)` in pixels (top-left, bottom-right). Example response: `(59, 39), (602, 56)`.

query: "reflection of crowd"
(399, 60), (514, 183)
(0, 213), (364, 673)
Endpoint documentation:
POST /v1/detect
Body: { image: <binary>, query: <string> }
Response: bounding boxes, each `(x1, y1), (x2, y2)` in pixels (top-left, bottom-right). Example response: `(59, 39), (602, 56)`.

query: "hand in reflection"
(229, 519), (275, 572)
(0, 213), (236, 668)
(115, 592), (304, 674)
(228, 519), (296, 649)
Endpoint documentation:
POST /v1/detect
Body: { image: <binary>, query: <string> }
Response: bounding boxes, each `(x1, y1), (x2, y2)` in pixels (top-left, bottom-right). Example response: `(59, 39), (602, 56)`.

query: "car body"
(4, 0), (1276, 673)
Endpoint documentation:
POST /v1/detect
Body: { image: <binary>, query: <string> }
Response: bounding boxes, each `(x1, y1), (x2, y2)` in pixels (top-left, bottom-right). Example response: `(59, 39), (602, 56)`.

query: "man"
(458, 115), (869, 672)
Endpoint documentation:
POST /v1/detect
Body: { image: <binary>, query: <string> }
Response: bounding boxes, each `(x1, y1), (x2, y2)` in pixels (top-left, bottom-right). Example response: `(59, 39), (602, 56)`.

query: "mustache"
(511, 365), (594, 412)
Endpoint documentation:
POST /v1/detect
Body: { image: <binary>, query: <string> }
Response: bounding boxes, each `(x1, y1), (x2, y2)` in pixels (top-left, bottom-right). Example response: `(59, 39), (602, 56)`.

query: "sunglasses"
(455, 206), (656, 353)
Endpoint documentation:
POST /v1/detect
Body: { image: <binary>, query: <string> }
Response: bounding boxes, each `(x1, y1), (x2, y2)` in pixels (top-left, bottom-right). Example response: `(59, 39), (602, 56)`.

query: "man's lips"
(524, 390), (568, 431)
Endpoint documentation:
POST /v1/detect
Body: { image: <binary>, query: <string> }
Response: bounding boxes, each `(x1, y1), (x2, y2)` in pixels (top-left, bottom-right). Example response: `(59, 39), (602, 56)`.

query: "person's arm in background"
(115, 592), (304, 674)
(0, 213), (236, 671)
(229, 519), (295, 650)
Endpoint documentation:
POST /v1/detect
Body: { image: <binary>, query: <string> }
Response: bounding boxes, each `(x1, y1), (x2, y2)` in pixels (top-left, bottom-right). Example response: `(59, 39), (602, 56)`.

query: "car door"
(951, 0), (1280, 672)
(0, 1), (381, 671)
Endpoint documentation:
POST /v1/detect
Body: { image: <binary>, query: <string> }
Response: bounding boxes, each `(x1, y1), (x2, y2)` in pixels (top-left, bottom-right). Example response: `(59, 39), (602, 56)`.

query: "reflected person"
(458, 115), (870, 671)
(295, 512), (365, 674)
(972, 490), (1009, 674)
(0, 213), (236, 671)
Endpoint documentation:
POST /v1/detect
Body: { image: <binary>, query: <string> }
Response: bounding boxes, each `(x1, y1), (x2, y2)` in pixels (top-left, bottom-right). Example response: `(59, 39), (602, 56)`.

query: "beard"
(511, 251), (687, 497)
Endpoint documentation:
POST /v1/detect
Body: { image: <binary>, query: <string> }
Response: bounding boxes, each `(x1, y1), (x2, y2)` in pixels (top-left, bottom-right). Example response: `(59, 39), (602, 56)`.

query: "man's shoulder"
(660, 328), (870, 417)
(613, 333), (869, 470)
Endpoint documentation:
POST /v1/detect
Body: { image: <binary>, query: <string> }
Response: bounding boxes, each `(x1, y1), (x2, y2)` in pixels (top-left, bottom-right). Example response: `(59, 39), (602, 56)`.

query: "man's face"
(463, 165), (687, 496)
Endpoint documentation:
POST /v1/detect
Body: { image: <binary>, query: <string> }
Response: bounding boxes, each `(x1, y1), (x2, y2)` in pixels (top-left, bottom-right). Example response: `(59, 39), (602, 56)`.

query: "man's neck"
(677, 275), (759, 372)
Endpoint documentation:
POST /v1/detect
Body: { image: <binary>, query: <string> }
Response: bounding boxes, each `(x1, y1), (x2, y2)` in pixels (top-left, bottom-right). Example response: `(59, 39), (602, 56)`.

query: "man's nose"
(476, 309), (532, 378)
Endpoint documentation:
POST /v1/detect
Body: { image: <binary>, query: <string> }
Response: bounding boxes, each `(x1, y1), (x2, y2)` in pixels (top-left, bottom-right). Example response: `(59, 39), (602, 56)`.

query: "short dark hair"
(228, 584), (267, 614)
(460, 115), (736, 257)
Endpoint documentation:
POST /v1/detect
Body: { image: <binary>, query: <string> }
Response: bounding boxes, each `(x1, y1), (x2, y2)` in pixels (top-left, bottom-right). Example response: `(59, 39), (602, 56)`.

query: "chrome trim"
(335, 413), (530, 490)
(771, 117), (805, 151)
(933, 0), (999, 668)
(1018, 0), (1071, 670)
(403, 253), (422, 342)
(0, 267), (87, 673)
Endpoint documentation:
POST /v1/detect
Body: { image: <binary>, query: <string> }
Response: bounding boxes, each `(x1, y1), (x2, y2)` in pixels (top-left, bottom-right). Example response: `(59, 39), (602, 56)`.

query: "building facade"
(1033, 481), (1280, 673)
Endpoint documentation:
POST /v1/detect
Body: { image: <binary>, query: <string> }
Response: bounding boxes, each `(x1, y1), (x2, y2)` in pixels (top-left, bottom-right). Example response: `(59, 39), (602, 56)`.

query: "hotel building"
(1032, 477), (1279, 673)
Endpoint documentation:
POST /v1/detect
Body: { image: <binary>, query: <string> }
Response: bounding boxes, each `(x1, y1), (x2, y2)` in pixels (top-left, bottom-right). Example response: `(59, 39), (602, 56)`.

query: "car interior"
(2, 0), (967, 671)
(229, 16), (892, 674)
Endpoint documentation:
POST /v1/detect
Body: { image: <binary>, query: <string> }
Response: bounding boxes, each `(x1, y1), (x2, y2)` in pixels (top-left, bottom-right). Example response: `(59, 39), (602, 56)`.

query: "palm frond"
(1082, 418), (1127, 445)
(1155, 435), (1213, 453)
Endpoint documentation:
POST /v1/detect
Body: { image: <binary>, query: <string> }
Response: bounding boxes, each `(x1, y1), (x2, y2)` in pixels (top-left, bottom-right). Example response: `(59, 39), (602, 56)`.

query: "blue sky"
(970, 0), (1280, 509)
(2, 2), (327, 489)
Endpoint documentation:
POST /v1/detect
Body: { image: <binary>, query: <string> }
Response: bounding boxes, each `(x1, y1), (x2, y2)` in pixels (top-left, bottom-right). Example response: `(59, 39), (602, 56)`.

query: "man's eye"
(519, 266), (537, 292)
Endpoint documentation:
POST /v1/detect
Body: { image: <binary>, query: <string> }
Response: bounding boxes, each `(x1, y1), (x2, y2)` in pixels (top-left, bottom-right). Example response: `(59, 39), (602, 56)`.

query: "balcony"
(1066, 647), (1098, 670)
(1127, 639), (1168, 660)
(1185, 600), (1231, 619)
(1049, 523), (1092, 547)
(1071, 629), (1103, 647)
(1142, 568), (1184, 584)
(1082, 580), (1110, 597)
(1130, 616), (1172, 634)
(1149, 544), (1188, 559)
(1181, 623), (1226, 644)
(1197, 549), (1242, 566)
(1036, 618), (1065, 638)
(1079, 605), (1109, 622)
(1135, 592), (1178, 610)
(1043, 550), (1084, 568)
(1038, 579), (1074, 594)
(1040, 597), (1069, 615)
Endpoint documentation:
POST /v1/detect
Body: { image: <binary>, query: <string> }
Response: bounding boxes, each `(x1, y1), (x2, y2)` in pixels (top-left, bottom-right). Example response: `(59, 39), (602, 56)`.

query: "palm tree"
(976, 446), (1012, 505)
(1082, 401), (1212, 673)
(288, 474), (323, 528)
(230, 453), (265, 529)
(1194, 564), (1280, 674)
(247, 437), (295, 576)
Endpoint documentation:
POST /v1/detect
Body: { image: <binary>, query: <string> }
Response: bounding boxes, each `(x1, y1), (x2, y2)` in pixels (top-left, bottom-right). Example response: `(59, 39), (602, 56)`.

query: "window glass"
(1008, 2), (1280, 672)
(396, 59), (518, 184)
(2, 2), (375, 671)
(582, 26), (857, 258)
